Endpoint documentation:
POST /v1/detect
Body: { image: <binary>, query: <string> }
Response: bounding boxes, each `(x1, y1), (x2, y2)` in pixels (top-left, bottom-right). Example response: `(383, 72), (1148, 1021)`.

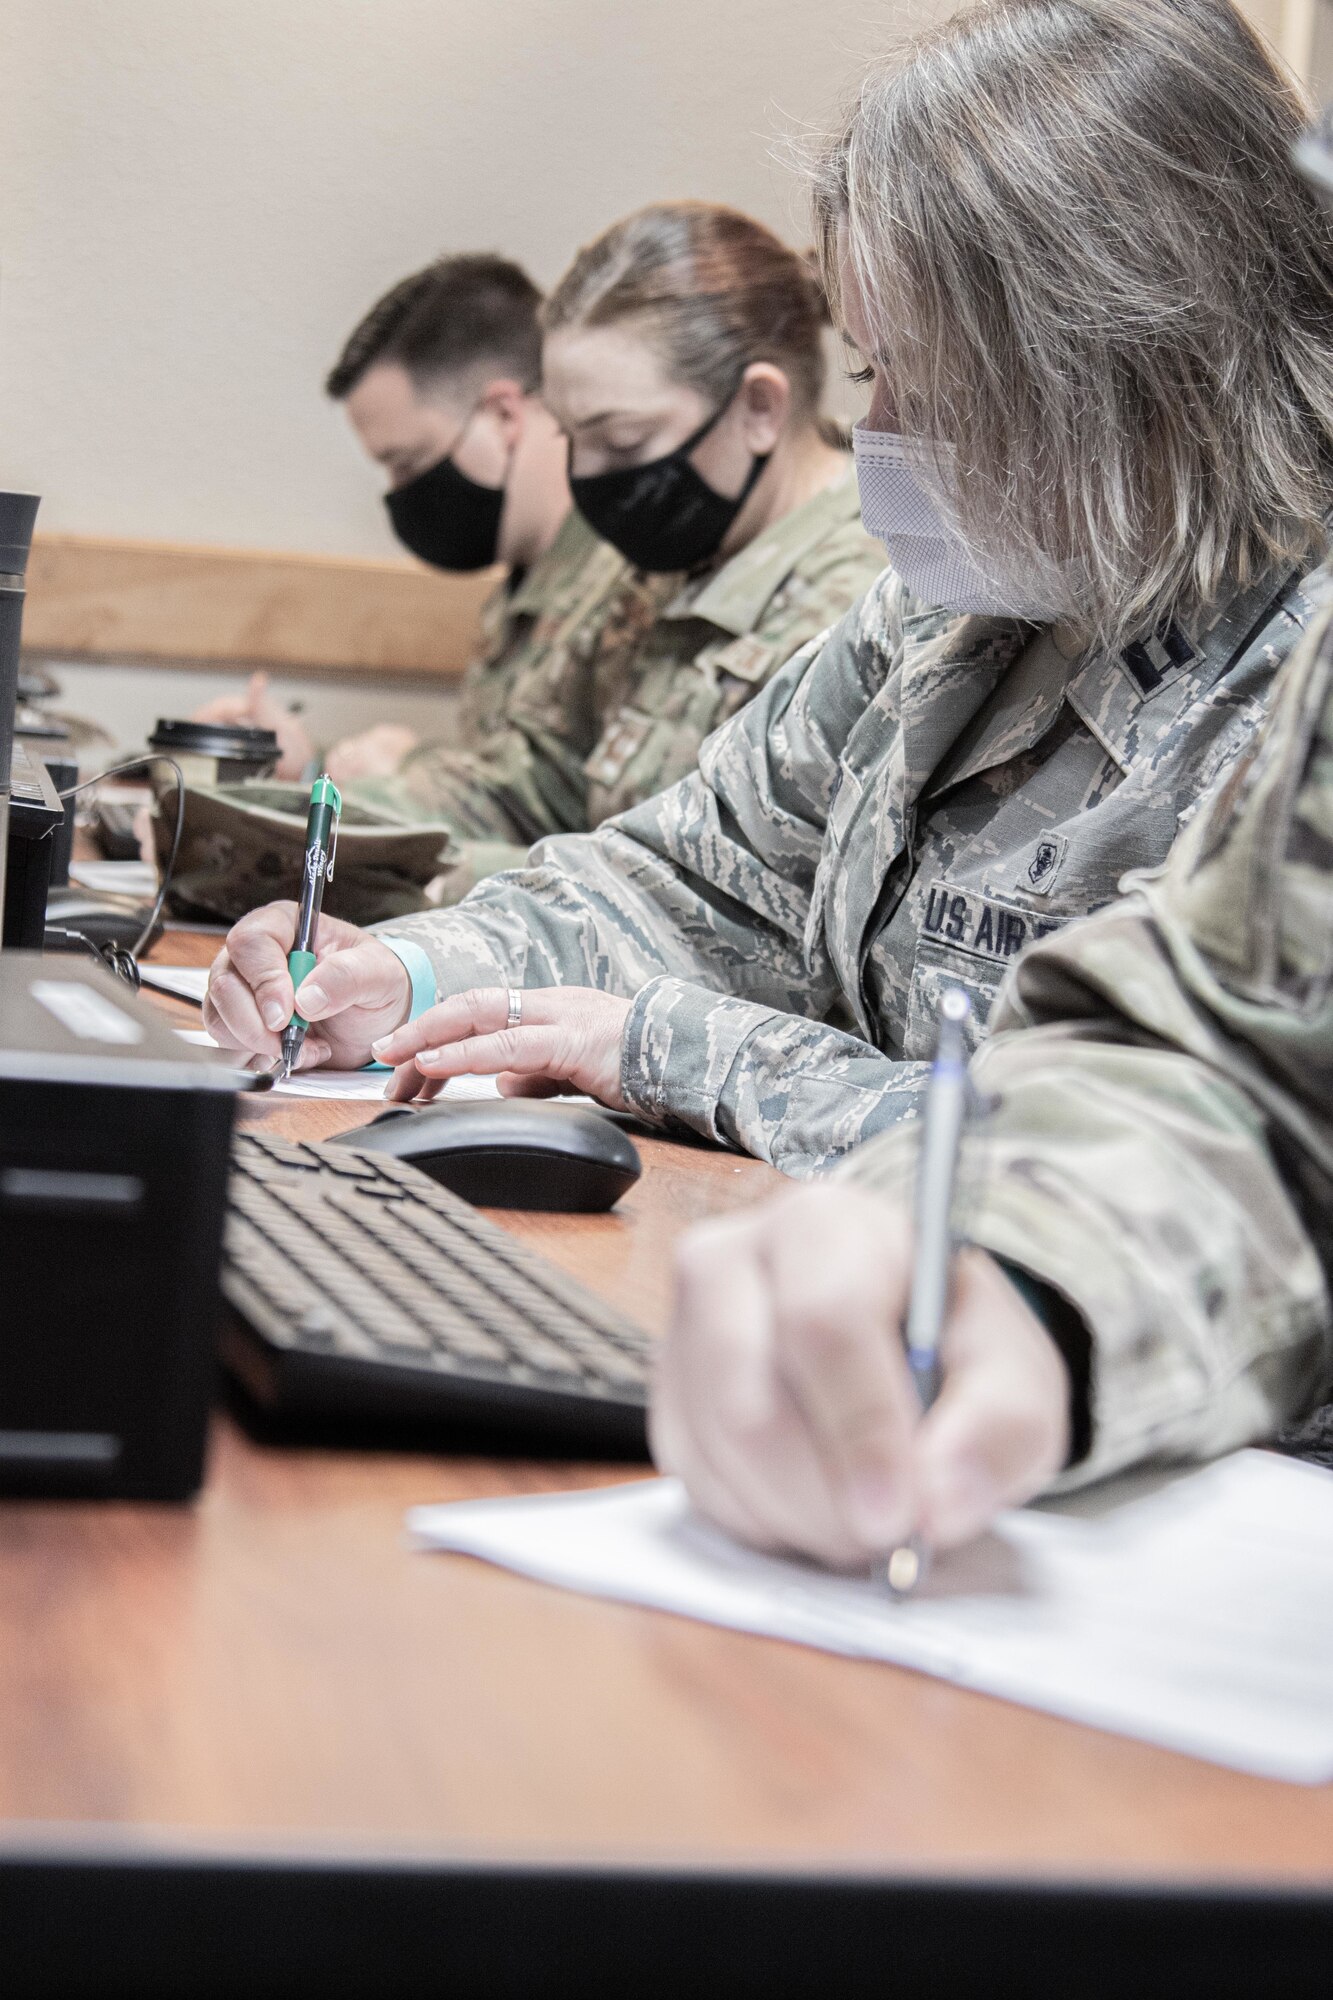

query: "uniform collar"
(657, 463), (862, 637)
(505, 507), (603, 618)
(925, 556), (1316, 797)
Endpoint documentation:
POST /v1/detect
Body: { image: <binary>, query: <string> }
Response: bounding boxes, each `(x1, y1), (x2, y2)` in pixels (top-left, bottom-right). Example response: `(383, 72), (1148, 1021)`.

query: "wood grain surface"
(1, 930), (1331, 1877)
(23, 534), (496, 677)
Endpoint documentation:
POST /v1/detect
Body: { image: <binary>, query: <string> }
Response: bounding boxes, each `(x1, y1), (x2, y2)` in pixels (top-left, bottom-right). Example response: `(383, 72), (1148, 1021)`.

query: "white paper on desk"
(408, 1451), (1333, 1784)
(265, 1070), (510, 1101)
(140, 963), (211, 1003)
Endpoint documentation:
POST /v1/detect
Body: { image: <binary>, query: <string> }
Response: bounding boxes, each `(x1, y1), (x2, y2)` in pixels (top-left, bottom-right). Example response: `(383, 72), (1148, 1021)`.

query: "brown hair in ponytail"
(542, 201), (833, 433)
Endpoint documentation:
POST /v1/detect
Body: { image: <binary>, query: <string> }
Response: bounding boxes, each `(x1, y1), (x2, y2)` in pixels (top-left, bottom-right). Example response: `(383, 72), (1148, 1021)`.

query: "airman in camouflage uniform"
(840, 567), (1333, 1486)
(346, 469), (881, 899)
(369, 545), (1329, 1175)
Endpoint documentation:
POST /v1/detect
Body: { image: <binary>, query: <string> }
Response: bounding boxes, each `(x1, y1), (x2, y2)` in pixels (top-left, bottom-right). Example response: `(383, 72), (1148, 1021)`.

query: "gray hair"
(813, 0), (1333, 644)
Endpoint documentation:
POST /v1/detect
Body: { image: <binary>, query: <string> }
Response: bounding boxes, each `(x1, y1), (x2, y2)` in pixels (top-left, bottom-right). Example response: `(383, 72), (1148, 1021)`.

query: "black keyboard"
(219, 1131), (650, 1453)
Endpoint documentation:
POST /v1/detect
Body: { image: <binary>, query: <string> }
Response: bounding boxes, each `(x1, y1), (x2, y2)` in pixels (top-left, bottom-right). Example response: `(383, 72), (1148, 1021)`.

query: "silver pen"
(885, 986), (972, 1598)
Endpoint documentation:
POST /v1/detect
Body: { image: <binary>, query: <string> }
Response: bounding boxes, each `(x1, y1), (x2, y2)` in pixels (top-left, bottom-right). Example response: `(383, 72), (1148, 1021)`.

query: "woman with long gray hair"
(207, 0), (1333, 1207)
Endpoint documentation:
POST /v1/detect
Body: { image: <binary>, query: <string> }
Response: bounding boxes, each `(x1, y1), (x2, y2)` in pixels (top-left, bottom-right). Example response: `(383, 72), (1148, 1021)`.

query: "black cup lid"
(148, 718), (281, 760)
(0, 492), (40, 576)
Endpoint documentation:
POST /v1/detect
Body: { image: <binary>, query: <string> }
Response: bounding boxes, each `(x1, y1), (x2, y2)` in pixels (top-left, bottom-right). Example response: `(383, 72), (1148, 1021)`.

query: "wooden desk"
(2, 933), (1332, 1997)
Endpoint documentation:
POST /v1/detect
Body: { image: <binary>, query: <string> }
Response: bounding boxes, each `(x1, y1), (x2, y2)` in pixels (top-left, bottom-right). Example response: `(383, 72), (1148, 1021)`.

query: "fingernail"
(416, 1048), (443, 1066)
(369, 1036), (392, 1058)
(298, 983), (327, 1017)
(262, 1000), (287, 1031)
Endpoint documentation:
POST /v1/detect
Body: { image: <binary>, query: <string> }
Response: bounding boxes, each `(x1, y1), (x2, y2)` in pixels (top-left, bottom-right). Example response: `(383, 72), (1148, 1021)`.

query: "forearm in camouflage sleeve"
(369, 598), (898, 1021)
(620, 974), (930, 1174)
(839, 1011), (1331, 1488)
(341, 724), (583, 850)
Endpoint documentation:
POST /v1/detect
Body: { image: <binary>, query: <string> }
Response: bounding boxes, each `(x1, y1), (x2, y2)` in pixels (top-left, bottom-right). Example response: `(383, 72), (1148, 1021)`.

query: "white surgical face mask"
(852, 423), (1072, 620)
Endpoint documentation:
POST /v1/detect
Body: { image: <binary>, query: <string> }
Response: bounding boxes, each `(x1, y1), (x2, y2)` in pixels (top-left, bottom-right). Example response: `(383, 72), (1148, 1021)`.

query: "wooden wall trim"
(21, 534), (498, 678)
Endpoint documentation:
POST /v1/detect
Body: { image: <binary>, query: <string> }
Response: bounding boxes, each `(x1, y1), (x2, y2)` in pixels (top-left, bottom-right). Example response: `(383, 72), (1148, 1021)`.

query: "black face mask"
(384, 451), (505, 572)
(568, 392), (770, 573)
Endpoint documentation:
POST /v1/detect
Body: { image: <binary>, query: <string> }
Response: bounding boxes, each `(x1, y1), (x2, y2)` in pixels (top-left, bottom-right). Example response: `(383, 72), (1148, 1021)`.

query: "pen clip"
(325, 807), (340, 885)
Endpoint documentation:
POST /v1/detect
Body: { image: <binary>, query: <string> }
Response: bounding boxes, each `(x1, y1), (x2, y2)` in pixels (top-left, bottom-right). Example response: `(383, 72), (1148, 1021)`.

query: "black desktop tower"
(0, 492), (40, 924)
(3, 740), (65, 948)
(0, 954), (243, 1498)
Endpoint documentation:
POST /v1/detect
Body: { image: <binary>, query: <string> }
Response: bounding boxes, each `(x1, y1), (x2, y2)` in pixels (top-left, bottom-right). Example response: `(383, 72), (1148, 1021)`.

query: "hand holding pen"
(885, 986), (971, 1596)
(278, 774), (342, 1080)
(651, 996), (1073, 1572)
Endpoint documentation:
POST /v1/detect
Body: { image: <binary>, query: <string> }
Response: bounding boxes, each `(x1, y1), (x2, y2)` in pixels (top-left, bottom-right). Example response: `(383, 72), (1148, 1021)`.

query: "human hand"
(651, 1183), (1071, 1568)
(193, 671), (313, 780)
(372, 986), (633, 1109)
(203, 901), (411, 1070)
(325, 723), (419, 784)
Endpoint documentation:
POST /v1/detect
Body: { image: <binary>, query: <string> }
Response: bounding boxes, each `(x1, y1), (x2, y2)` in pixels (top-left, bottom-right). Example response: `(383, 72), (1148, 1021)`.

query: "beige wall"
(2, 0), (952, 563)
(2, 0), (1314, 570)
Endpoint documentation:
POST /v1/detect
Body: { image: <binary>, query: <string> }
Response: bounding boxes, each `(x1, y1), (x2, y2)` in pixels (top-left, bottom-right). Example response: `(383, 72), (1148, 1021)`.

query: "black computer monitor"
(0, 492), (42, 938)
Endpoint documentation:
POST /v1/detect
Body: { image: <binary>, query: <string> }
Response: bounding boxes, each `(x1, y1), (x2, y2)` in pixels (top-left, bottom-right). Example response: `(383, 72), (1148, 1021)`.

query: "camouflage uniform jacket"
(349, 467), (880, 897)
(376, 548), (1328, 1176)
(343, 506), (646, 888)
(843, 567), (1333, 1491)
(581, 467), (882, 823)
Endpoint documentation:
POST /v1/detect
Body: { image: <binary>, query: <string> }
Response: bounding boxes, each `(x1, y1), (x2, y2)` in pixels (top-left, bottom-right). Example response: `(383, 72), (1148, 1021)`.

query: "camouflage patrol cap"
(149, 779), (456, 927)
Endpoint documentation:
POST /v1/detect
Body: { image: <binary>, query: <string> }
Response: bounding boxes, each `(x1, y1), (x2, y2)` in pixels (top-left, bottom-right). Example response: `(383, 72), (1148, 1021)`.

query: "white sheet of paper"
(140, 963), (211, 1003)
(408, 1451), (1333, 1784)
(68, 858), (159, 897)
(168, 1034), (588, 1105)
(268, 1069), (508, 1101)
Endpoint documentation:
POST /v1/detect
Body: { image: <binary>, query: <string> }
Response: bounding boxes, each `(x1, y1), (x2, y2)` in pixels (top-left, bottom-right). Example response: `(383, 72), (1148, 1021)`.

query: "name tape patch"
(920, 881), (1061, 967)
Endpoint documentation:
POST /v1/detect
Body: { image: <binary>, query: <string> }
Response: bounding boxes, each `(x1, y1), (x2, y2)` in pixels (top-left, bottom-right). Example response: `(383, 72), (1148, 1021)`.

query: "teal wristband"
(366, 935), (439, 1070)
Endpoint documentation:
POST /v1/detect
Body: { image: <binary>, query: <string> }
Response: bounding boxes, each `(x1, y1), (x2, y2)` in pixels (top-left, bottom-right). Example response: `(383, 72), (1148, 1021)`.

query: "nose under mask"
(852, 424), (1074, 621)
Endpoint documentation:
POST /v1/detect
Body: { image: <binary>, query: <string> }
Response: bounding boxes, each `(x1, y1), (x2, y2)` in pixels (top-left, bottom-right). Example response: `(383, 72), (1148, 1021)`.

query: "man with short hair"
(201, 254), (661, 895)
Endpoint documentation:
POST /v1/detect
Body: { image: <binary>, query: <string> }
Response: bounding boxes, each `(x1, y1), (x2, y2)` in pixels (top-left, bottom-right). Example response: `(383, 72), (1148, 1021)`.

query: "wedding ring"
(506, 988), (523, 1030)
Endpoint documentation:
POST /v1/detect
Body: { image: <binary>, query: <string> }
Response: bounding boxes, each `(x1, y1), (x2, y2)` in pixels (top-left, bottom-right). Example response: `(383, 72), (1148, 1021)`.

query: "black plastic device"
(2, 740), (64, 948)
(0, 491), (41, 933)
(0, 953), (248, 1498)
(336, 1099), (643, 1210)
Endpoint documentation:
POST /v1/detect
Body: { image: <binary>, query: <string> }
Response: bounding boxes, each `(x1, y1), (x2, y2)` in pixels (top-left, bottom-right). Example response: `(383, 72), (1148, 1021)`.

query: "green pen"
(277, 773), (342, 1080)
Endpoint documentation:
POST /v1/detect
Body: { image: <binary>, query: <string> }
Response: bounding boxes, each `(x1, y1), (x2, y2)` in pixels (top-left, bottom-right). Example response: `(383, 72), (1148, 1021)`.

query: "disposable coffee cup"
(148, 719), (280, 787)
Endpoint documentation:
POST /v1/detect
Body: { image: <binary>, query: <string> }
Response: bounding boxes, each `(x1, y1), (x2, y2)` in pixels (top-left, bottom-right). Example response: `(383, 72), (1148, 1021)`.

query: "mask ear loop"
(676, 374), (773, 505)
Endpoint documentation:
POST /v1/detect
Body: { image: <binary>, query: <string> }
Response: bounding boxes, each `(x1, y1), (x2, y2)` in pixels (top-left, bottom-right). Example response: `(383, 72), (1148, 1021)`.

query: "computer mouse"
(333, 1099), (642, 1212)
(44, 888), (164, 955)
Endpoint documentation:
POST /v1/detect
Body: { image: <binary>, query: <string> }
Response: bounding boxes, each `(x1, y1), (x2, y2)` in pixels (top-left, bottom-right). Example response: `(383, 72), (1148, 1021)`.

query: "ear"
(736, 363), (791, 455)
(477, 377), (530, 449)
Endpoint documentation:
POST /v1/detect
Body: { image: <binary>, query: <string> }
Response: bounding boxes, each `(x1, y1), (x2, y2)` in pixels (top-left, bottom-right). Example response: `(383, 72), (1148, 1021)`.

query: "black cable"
(55, 753), (186, 960)
(44, 927), (142, 991)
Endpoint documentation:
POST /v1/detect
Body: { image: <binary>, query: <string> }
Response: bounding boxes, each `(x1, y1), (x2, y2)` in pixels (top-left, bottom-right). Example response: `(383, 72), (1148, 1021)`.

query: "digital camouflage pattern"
(843, 571), (1333, 1488)
(375, 543), (1330, 1175)
(345, 468), (882, 901)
